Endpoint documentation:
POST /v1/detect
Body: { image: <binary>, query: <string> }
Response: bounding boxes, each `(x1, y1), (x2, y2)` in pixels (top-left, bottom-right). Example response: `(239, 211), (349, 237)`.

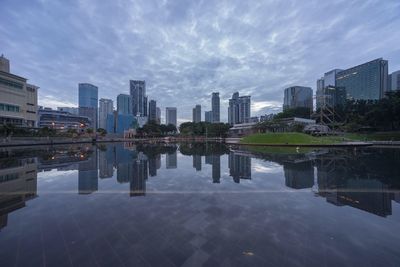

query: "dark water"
(0, 143), (400, 267)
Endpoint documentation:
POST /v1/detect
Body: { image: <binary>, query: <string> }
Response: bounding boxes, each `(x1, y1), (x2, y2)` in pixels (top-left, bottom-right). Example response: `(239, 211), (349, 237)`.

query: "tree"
(86, 128), (94, 134)
(96, 128), (107, 136)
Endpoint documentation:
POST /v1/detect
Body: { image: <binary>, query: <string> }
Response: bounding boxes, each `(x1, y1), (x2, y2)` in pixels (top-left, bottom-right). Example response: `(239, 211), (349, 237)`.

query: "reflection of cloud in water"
(253, 162), (281, 174)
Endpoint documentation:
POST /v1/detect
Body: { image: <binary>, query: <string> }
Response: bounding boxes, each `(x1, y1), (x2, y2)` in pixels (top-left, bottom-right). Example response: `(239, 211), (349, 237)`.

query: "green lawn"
(240, 133), (346, 145)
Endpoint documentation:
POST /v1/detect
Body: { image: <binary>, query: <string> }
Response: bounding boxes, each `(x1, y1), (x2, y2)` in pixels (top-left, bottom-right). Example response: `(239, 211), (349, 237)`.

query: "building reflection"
(148, 154), (161, 177)
(192, 155), (202, 171)
(283, 161), (314, 189)
(228, 151), (251, 183)
(276, 148), (399, 217)
(0, 157), (38, 230)
(166, 151), (177, 169)
(78, 148), (98, 194)
(99, 146), (114, 179)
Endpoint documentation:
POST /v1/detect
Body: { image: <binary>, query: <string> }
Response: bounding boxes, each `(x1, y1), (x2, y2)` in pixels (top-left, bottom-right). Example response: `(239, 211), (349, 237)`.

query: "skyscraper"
(336, 58), (388, 100)
(192, 104), (201, 123)
(148, 100), (157, 122)
(283, 86), (313, 111)
(228, 92), (251, 125)
(156, 107), (161, 124)
(78, 83), (98, 129)
(166, 107), (177, 126)
(316, 69), (346, 110)
(389, 70), (400, 91)
(205, 111), (213, 123)
(117, 94), (131, 115)
(99, 98), (113, 129)
(211, 92), (220, 123)
(129, 80), (147, 116)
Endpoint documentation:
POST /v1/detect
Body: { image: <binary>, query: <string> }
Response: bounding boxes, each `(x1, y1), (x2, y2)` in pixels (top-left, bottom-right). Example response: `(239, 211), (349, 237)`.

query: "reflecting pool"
(0, 143), (400, 266)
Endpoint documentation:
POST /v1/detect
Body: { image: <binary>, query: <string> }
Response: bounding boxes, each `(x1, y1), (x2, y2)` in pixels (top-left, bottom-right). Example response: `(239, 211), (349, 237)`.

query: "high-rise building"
(166, 107), (177, 126)
(148, 100), (157, 122)
(283, 86), (313, 111)
(106, 111), (136, 134)
(228, 92), (251, 125)
(130, 80), (147, 116)
(99, 98), (113, 129)
(78, 83), (98, 129)
(156, 107), (161, 124)
(389, 70), (400, 91)
(0, 55), (38, 127)
(205, 111), (213, 123)
(316, 69), (344, 110)
(211, 92), (220, 123)
(117, 94), (131, 115)
(336, 58), (388, 100)
(192, 104), (201, 123)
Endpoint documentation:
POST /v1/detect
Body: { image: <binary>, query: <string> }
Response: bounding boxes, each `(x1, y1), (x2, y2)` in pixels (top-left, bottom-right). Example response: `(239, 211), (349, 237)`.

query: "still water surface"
(0, 143), (400, 266)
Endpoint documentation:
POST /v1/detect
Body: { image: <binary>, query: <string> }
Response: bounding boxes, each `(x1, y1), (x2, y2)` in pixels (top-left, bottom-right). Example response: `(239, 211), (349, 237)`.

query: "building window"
(0, 77), (23, 89)
(0, 103), (20, 112)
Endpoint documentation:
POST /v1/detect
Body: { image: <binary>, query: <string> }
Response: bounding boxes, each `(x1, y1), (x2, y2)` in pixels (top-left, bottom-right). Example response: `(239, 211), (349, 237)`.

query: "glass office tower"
(336, 58), (388, 100)
(78, 83), (98, 129)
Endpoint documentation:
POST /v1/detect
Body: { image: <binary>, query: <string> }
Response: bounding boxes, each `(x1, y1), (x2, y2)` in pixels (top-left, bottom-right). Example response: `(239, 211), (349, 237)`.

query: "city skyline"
(1, 1), (400, 123)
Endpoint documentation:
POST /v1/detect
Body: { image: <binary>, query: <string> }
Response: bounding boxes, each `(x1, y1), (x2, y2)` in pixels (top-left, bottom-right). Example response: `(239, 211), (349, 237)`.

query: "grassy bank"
(240, 133), (347, 145)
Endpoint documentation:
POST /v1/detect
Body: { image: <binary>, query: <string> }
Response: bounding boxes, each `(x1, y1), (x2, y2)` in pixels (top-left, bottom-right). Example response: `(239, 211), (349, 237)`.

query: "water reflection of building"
(115, 145), (148, 197)
(78, 149), (98, 194)
(315, 155), (393, 217)
(192, 155), (202, 171)
(99, 146), (114, 178)
(130, 153), (148, 197)
(283, 161), (314, 189)
(0, 158), (38, 230)
(212, 155), (221, 183)
(148, 154), (161, 177)
(228, 152), (251, 183)
(166, 152), (177, 169)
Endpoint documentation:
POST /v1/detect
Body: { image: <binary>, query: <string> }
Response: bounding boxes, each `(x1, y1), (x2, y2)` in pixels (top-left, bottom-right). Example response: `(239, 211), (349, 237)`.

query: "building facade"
(336, 58), (388, 100)
(117, 94), (131, 115)
(283, 86), (313, 111)
(0, 55), (38, 127)
(99, 98), (113, 130)
(389, 70), (400, 91)
(78, 83), (98, 129)
(106, 111), (136, 134)
(228, 92), (251, 125)
(57, 107), (78, 115)
(211, 92), (220, 123)
(165, 107), (177, 126)
(148, 100), (157, 122)
(205, 111), (213, 123)
(192, 104), (201, 123)
(130, 80), (147, 116)
(38, 107), (91, 130)
(156, 107), (161, 124)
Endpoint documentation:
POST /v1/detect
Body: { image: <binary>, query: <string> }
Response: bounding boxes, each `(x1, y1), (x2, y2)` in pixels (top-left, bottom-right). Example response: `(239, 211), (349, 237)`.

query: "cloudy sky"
(1, 0), (400, 123)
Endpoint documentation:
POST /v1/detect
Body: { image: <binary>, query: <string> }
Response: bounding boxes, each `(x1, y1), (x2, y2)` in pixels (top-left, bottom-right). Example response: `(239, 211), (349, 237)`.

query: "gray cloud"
(1, 0), (400, 122)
